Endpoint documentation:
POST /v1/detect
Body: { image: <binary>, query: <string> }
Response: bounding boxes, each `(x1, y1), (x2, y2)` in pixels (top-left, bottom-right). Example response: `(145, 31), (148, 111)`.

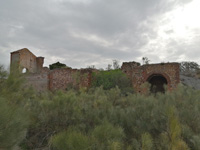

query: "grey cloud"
(0, 0), (196, 68)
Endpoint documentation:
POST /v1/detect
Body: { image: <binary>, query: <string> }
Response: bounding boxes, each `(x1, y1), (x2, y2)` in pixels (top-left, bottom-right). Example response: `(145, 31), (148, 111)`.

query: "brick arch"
(145, 72), (172, 90)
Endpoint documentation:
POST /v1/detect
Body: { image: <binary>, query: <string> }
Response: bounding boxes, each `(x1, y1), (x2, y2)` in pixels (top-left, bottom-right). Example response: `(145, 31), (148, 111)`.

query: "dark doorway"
(147, 75), (167, 94)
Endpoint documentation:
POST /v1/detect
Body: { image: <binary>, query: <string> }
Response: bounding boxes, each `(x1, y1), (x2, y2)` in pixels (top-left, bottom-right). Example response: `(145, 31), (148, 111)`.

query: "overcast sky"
(1, 0), (200, 69)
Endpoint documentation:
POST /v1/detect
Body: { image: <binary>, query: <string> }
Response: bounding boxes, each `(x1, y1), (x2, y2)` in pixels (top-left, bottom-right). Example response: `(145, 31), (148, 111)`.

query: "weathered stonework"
(121, 61), (180, 93)
(49, 68), (94, 91)
(10, 48), (180, 93)
(10, 48), (44, 73)
(10, 48), (96, 92)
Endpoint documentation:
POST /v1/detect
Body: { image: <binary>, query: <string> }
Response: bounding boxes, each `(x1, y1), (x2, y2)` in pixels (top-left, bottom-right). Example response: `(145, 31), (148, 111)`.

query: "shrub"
(91, 121), (125, 149)
(91, 69), (133, 94)
(51, 128), (90, 150)
(49, 62), (68, 70)
(0, 97), (29, 149)
(2, 64), (200, 150)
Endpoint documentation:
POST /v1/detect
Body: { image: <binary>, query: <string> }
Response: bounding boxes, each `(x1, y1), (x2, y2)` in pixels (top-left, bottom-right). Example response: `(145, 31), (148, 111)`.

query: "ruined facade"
(10, 48), (180, 93)
(10, 48), (44, 73)
(121, 61), (180, 93)
(10, 48), (95, 91)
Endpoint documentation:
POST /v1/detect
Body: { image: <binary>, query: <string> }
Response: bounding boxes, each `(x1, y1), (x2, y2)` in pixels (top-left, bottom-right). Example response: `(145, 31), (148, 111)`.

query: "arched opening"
(147, 74), (168, 94)
(22, 68), (28, 74)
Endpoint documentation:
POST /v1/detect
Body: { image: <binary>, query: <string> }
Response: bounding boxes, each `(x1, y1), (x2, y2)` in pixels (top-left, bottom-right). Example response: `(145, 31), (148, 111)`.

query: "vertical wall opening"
(22, 68), (28, 74)
(147, 74), (168, 94)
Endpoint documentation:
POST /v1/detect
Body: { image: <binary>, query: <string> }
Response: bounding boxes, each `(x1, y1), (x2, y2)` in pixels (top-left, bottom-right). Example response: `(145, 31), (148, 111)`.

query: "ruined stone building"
(10, 48), (180, 93)
(121, 61), (180, 93)
(10, 48), (94, 91)
(11, 48), (45, 73)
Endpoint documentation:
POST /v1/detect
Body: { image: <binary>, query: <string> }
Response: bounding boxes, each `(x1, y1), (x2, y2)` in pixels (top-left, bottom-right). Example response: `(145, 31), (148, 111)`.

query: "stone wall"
(10, 48), (180, 93)
(25, 73), (49, 92)
(122, 62), (180, 93)
(10, 48), (44, 73)
(49, 68), (95, 91)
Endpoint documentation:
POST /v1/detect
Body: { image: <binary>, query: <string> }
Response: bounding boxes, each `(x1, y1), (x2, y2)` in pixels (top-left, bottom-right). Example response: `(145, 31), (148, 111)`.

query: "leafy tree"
(49, 62), (68, 70)
(87, 65), (96, 69)
(180, 61), (200, 76)
(113, 60), (120, 70)
(106, 64), (112, 70)
(106, 60), (121, 70)
(142, 57), (150, 65)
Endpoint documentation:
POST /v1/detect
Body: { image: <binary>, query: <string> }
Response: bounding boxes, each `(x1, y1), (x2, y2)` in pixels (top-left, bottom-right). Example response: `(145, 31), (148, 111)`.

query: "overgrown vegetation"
(1, 65), (200, 150)
(91, 60), (133, 94)
(0, 66), (31, 149)
(49, 62), (68, 70)
(91, 69), (133, 94)
(180, 61), (200, 77)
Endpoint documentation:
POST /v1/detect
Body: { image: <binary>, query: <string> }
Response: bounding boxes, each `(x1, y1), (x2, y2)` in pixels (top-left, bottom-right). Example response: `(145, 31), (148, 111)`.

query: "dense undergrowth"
(1, 66), (200, 150)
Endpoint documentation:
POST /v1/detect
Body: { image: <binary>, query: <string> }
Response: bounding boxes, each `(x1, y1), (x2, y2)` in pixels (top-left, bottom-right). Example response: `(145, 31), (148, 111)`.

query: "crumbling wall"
(10, 48), (96, 91)
(122, 62), (180, 93)
(10, 49), (180, 93)
(10, 48), (44, 73)
(19, 49), (37, 73)
(49, 68), (94, 91)
(10, 52), (19, 64)
(11, 48), (37, 73)
(25, 73), (49, 92)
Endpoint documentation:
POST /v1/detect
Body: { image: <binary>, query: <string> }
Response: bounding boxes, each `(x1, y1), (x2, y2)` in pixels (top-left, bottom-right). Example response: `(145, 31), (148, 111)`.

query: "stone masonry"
(121, 61), (180, 93)
(10, 48), (180, 93)
(10, 48), (96, 92)
(10, 48), (44, 73)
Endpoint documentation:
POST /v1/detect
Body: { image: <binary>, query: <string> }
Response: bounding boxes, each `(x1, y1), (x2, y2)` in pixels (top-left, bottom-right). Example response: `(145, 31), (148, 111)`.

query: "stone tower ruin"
(10, 48), (44, 73)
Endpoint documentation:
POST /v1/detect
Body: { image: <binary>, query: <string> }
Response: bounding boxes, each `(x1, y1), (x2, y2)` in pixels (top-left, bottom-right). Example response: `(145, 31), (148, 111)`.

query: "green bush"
(49, 62), (68, 70)
(0, 66), (30, 149)
(91, 69), (133, 94)
(0, 97), (29, 149)
(141, 133), (154, 150)
(51, 128), (90, 150)
(91, 122), (125, 150)
(21, 85), (200, 149)
(2, 64), (200, 150)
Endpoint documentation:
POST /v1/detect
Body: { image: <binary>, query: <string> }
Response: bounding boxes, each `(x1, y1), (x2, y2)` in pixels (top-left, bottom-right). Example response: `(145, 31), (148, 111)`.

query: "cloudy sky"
(1, 0), (200, 69)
